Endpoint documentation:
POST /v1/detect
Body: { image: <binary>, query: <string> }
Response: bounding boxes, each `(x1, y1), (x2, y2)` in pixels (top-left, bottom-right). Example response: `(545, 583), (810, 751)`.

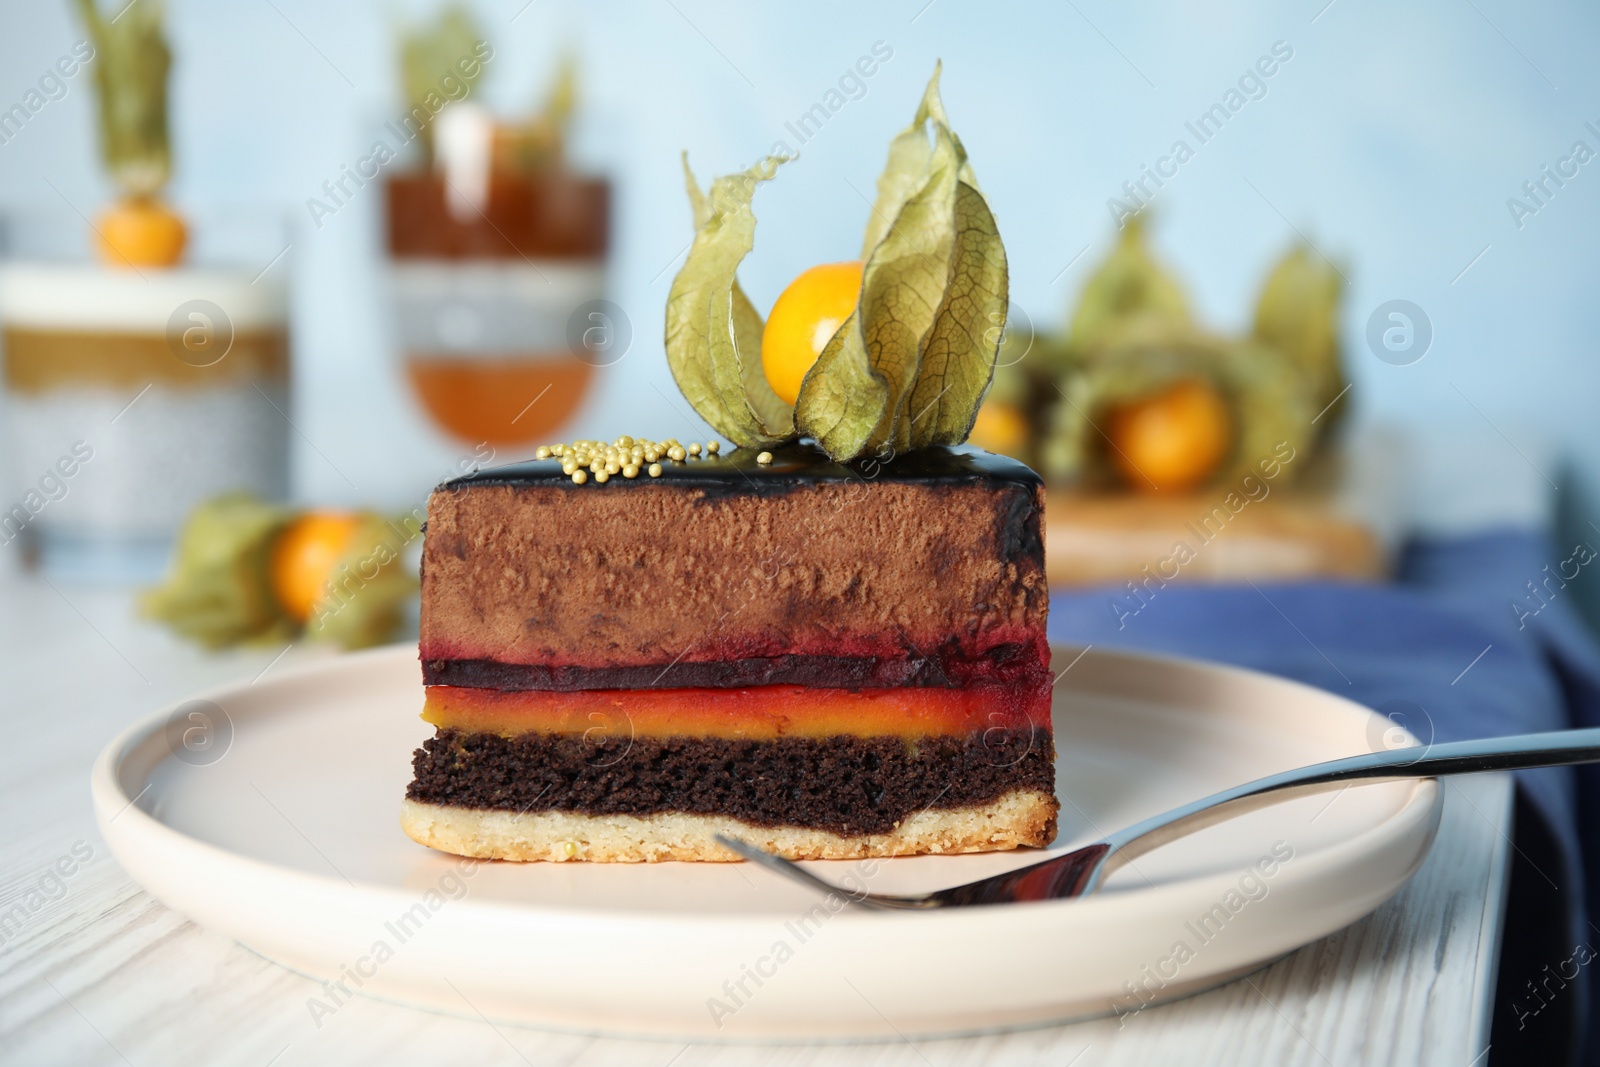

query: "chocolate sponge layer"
(407, 727), (1056, 837)
(419, 444), (1049, 689)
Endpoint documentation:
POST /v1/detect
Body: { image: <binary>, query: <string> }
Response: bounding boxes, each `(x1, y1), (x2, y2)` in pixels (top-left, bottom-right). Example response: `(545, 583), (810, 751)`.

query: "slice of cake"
(402, 440), (1055, 861)
(403, 65), (1052, 862)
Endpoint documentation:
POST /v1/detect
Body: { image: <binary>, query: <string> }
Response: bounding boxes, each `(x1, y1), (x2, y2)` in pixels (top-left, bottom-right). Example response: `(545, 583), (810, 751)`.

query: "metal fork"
(716, 726), (1600, 910)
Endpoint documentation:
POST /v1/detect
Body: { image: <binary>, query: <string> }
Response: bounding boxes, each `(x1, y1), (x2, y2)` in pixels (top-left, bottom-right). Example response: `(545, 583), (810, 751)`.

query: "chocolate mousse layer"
(420, 443), (1048, 689)
(407, 727), (1056, 837)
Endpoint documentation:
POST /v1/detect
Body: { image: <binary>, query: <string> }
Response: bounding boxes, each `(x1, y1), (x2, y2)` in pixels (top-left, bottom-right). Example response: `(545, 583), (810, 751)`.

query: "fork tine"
(714, 834), (855, 898)
(713, 834), (936, 910)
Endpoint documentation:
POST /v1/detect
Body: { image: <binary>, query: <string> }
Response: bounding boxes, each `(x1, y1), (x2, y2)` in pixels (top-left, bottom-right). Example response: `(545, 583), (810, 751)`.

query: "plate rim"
(90, 642), (1445, 1039)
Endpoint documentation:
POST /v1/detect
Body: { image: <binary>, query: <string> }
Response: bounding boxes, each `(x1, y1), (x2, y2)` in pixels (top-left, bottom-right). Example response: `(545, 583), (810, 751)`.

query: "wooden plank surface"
(0, 576), (1512, 1066)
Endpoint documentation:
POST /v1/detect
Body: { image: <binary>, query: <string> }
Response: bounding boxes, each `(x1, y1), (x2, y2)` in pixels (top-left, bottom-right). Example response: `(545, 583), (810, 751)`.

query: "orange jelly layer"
(422, 683), (1052, 740)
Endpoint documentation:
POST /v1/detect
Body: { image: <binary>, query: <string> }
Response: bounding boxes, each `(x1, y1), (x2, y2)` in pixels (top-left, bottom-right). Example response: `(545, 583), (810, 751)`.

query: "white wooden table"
(0, 573), (1514, 1066)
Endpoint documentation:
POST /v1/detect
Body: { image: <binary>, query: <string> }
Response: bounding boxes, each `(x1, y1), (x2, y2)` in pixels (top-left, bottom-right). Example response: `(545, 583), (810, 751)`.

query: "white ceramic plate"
(92, 644), (1440, 1041)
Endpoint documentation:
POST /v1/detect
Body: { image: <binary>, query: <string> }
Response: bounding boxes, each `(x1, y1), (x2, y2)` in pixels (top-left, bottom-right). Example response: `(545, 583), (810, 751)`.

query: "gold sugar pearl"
(757, 451), (774, 465)
(538, 436), (693, 485)
(707, 441), (721, 454)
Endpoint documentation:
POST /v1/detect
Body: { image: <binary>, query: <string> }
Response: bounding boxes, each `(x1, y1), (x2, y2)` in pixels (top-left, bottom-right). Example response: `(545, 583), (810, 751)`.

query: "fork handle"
(1099, 726), (1600, 879)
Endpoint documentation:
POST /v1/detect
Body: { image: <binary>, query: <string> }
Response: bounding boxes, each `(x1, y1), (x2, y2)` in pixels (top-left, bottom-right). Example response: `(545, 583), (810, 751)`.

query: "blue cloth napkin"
(1047, 528), (1600, 1058)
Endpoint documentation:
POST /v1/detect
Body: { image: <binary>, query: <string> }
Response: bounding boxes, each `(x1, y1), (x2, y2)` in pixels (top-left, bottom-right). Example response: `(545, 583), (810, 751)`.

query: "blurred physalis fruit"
(96, 196), (187, 268)
(139, 493), (290, 649)
(1105, 379), (1231, 493)
(142, 495), (416, 651)
(969, 400), (1029, 459)
(761, 261), (863, 406)
(271, 512), (362, 623)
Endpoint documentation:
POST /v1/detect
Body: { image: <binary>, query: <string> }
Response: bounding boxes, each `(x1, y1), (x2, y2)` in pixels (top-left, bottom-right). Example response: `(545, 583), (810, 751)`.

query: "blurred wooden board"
(1043, 430), (1404, 586)
(1045, 489), (1385, 585)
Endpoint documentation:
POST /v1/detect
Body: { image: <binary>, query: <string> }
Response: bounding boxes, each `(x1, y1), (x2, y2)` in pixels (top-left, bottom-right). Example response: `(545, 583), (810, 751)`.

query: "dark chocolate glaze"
(439, 441), (1042, 499)
(423, 642), (1049, 692)
(407, 727), (1056, 838)
(996, 475), (1044, 564)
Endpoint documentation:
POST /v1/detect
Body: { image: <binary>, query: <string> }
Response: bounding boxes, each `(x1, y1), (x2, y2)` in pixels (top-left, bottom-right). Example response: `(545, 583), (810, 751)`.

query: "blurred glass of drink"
(385, 169), (609, 447)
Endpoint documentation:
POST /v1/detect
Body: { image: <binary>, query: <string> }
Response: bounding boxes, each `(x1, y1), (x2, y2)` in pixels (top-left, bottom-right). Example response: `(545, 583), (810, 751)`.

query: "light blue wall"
(2, 0), (1597, 519)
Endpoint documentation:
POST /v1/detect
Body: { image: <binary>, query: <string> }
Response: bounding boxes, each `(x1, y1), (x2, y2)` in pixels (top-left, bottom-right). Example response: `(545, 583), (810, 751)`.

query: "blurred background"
(7, 5), (1600, 1060)
(2, 0), (1599, 632)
